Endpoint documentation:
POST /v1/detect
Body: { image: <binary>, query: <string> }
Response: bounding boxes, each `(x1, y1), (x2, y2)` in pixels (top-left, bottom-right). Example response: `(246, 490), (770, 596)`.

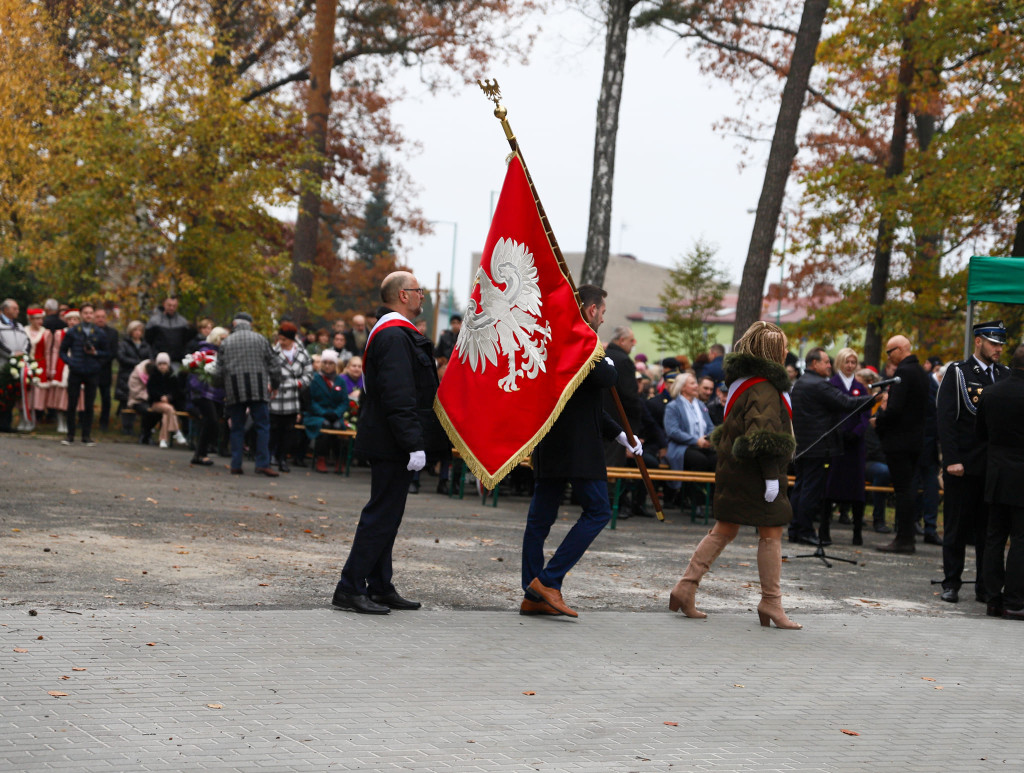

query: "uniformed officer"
(935, 320), (1010, 603)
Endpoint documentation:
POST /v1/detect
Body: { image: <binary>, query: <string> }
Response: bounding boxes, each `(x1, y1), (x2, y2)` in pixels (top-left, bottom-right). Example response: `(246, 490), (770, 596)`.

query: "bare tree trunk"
(580, 0), (635, 288)
(909, 112), (942, 350)
(863, 1), (920, 367)
(1012, 191), (1024, 257)
(732, 0), (830, 343)
(290, 0), (338, 319)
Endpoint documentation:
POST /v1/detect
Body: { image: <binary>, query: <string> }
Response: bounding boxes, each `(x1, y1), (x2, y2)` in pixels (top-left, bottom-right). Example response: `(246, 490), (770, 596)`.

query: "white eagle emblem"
(456, 237), (552, 392)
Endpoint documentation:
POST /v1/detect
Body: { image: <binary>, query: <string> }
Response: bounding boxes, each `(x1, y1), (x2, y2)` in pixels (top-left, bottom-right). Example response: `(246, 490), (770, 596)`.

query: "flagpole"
(477, 80), (665, 522)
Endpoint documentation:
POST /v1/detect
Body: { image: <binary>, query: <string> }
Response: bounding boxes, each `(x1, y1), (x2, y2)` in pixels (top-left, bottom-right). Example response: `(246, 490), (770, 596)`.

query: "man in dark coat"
(59, 303), (108, 446)
(41, 298), (66, 333)
(520, 285), (639, 618)
(935, 321), (1010, 599)
(602, 325), (648, 516)
(435, 314), (461, 360)
(977, 343), (1024, 619)
(702, 343), (726, 384)
(145, 296), (193, 366)
(332, 272), (445, 615)
(92, 308), (119, 432)
(789, 348), (874, 546)
(875, 335), (930, 553)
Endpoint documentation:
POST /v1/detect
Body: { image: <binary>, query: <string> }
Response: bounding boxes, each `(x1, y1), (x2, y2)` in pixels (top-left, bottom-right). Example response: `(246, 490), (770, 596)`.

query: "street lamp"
(430, 220), (459, 319)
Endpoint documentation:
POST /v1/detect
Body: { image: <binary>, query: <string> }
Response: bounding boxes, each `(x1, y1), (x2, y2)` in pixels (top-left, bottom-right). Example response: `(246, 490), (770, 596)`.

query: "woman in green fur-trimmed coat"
(669, 321), (802, 629)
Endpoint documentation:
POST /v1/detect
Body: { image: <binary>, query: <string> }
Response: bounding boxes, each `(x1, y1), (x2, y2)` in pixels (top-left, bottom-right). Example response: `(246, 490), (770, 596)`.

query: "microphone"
(872, 376), (902, 389)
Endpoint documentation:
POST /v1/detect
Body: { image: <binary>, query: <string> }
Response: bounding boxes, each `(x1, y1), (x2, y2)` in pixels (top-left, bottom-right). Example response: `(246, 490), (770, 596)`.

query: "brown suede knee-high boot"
(756, 536), (802, 629)
(669, 530), (734, 618)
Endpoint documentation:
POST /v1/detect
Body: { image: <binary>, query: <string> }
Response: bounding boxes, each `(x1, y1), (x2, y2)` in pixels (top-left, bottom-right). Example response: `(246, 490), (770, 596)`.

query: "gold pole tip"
(494, 105), (507, 121)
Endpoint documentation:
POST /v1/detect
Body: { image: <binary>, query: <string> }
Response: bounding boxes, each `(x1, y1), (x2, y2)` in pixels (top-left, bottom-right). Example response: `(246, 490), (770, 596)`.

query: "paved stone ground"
(2, 610), (1020, 772)
(2, 434), (1017, 771)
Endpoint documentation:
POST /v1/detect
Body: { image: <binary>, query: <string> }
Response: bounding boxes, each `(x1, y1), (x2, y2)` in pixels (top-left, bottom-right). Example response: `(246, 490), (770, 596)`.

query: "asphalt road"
(0, 434), (980, 619)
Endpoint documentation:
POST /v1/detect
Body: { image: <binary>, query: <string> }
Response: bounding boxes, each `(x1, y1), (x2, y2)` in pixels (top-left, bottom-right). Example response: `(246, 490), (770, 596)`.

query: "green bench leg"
(609, 479), (622, 530)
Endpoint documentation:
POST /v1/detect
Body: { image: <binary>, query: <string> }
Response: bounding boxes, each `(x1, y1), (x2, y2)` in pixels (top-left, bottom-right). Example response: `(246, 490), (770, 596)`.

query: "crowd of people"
(0, 296), (444, 490)
(3, 293), (1022, 620)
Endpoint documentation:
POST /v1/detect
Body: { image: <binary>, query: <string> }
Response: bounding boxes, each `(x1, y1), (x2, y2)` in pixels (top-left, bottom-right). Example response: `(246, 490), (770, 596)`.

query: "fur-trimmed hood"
(723, 352), (790, 392)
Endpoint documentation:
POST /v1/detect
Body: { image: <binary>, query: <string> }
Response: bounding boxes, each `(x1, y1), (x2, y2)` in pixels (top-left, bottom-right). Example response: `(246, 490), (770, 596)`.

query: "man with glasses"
(875, 335), (930, 553)
(935, 320), (1010, 602)
(332, 272), (445, 615)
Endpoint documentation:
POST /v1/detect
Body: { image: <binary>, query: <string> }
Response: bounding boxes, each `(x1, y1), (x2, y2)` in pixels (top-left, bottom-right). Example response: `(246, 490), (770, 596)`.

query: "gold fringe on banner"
(433, 342), (604, 490)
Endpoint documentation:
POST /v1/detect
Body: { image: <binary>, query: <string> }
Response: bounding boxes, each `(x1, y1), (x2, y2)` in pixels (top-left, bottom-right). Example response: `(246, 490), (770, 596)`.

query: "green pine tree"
(653, 239), (731, 361)
(352, 159), (394, 264)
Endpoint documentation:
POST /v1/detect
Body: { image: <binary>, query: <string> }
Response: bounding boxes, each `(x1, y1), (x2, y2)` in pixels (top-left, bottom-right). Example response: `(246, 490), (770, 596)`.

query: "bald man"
(874, 335), (930, 553)
(332, 272), (446, 614)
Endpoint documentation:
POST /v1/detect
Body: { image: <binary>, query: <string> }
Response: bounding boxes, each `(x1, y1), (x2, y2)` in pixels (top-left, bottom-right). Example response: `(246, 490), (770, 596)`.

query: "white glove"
(615, 431), (643, 457)
(764, 479), (779, 503)
(407, 450), (426, 472)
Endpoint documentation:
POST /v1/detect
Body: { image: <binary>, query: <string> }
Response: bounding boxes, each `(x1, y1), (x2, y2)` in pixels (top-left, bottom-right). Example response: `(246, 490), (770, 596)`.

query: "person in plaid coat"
(269, 321), (313, 472)
(215, 313), (281, 476)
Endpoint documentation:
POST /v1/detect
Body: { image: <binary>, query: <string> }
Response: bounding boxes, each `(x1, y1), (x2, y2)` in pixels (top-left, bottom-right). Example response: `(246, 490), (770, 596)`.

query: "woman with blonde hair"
(669, 321), (801, 629)
(825, 347), (872, 545)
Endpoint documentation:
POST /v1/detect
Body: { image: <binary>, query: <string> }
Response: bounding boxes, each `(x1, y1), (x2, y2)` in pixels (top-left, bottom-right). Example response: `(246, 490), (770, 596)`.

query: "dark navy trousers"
(522, 478), (611, 594)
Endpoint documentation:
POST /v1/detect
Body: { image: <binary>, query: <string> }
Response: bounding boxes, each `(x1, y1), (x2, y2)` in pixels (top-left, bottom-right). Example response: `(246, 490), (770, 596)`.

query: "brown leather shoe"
(875, 539), (915, 554)
(519, 598), (562, 616)
(230, 468), (244, 475)
(254, 467), (280, 477)
(527, 578), (578, 617)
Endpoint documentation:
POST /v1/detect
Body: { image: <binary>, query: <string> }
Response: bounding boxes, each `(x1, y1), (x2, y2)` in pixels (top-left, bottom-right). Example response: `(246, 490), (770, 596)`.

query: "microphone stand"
(786, 393), (879, 567)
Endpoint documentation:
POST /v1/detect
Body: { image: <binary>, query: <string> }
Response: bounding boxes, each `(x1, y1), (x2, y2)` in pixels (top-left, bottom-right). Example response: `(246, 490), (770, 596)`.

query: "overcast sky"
(390, 8), (775, 315)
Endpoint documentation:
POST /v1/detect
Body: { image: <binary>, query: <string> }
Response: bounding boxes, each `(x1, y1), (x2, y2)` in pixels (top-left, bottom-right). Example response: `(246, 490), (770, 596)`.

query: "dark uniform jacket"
(791, 370), (870, 458)
(96, 325), (119, 387)
(936, 355), (1010, 475)
(976, 369), (1024, 506)
(875, 354), (929, 454)
(354, 319), (444, 462)
(534, 356), (621, 480)
(59, 323), (108, 377)
(711, 353), (796, 527)
(601, 341), (642, 429)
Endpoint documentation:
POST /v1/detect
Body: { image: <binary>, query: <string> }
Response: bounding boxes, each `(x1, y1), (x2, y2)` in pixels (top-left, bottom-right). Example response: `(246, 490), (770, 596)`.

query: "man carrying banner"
(520, 285), (642, 618)
(331, 271), (445, 615)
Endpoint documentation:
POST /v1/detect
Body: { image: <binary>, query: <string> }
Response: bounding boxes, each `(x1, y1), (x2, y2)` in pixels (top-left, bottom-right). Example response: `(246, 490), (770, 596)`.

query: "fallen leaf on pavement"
(840, 729), (860, 736)
(70, 490), (80, 494)
(60, 675), (70, 680)
(733, 684), (745, 688)
(206, 703), (223, 709)
(921, 677), (936, 681)
(316, 498), (326, 505)
(737, 562), (750, 567)
(48, 691), (68, 697)
(13, 648), (28, 653)
(664, 721), (678, 726)
(146, 497), (159, 504)
(115, 578), (130, 582)
(145, 642), (156, 646)
(934, 686), (944, 690)
(522, 691), (535, 696)
(258, 583), (269, 587)
(72, 668), (86, 672)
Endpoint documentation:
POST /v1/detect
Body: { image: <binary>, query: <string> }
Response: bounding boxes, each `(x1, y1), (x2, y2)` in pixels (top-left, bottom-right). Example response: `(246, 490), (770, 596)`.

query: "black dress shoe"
(631, 505), (656, 518)
(292, 457), (307, 468)
(940, 587), (959, 603)
(369, 591), (422, 610)
(793, 534), (821, 547)
(873, 523), (893, 534)
(1002, 606), (1024, 621)
(923, 532), (942, 545)
(975, 592), (988, 604)
(876, 539), (916, 554)
(331, 591), (390, 614)
(987, 599), (1004, 617)
(277, 459), (290, 473)
(436, 479), (449, 495)
(191, 457), (214, 466)
(408, 481), (420, 494)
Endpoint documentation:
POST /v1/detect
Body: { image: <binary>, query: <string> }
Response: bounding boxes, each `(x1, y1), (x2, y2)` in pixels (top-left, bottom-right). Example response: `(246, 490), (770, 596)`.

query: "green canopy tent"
(965, 256), (1024, 356)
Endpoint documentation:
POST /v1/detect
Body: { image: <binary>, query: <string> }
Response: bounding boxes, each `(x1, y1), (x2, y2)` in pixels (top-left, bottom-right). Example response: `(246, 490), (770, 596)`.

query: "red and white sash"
(362, 312), (421, 390)
(724, 376), (792, 420)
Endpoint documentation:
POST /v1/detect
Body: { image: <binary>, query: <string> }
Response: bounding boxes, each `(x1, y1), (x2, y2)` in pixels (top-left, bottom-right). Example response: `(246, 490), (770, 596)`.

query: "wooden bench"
(294, 425), (357, 475)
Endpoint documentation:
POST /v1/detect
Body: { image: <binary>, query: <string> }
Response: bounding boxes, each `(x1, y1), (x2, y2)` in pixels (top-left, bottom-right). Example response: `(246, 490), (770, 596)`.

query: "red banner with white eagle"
(434, 152), (602, 488)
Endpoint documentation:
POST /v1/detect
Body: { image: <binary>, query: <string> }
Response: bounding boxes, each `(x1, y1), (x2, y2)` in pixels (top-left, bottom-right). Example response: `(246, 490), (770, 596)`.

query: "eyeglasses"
(886, 346), (901, 357)
(403, 287), (426, 296)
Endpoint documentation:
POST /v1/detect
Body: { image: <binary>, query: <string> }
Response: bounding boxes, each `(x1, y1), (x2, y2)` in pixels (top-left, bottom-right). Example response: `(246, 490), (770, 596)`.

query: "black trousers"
(942, 474), (988, 592)
(789, 456), (828, 540)
(337, 458), (413, 596)
(97, 381), (112, 430)
(192, 397), (222, 458)
(66, 372), (98, 441)
(883, 449), (921, 542)
(269, 412), (296, 462)
(984, 502), (1024, 609)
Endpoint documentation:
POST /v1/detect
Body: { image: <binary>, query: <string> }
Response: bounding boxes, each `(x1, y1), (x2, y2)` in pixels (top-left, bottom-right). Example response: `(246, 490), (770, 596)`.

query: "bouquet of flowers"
(342, 397), (360, 429)
(181, 350), (217, 385)
(0, 352), (42, 411)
